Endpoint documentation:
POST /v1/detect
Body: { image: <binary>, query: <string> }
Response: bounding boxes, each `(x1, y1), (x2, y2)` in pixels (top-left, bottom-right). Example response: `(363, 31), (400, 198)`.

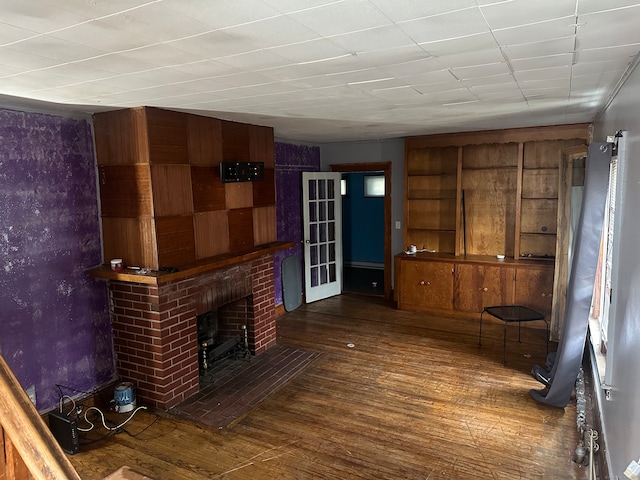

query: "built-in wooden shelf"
(89, 241), (294, 285)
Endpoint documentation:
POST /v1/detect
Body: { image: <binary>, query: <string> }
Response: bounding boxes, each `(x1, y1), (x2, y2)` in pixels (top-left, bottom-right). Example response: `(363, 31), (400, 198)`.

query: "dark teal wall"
(342, 172), (384, 263)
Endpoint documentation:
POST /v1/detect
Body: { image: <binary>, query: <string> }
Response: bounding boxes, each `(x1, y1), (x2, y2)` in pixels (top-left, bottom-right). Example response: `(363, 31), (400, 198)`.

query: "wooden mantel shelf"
(88, 241), (294, 285)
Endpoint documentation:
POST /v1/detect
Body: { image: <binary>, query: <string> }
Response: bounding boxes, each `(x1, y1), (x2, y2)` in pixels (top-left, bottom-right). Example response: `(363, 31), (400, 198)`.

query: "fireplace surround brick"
(108, 254), (277, 409)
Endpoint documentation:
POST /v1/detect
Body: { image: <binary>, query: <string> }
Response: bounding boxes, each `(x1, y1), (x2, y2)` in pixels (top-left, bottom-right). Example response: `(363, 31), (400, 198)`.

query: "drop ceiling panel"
(576, 44), (640, 63)
(510, 53), (574, 71)
(480, 0), (577, 29)
(223, 15), (320, 48)
(48, 20), (152, 52)
(6, 35), (108, 63)
(398, 69), (459, 87)
(399, 8), (490, 44)
(0, 47), (63, 71)
(369, 85), (424, 101)
(170, 31), (263, 59)
(215, 50), (294, 71)
(436, 49), (506, 69)
(572, 60), (626, 76)
(577, 0), (640, 15)
(262, 0), (351, 13)
(0, 24), (41, 45)
(370, 0), (477, 22)
(2, 0), (90, 32)
(289, 0), (393, 37)
(161, 0), (282, 29)
(171, 60), (243, 78)
(97, 4), (215, 42)
(450, 62), (511, 80)
(514, 66), (572, 82)
(492, 17), (578, 46)
(461, 73), (515, 87)
(125, 67), (200, 86)
(355, 46), (432, 68)
(418, 33), (498, 56)
(577, 7), (640, 49)
(377, 58), (444, 78)
(268, 38), (350, 63)
(40, 0), (160, 18)
(117, 45), (207, 68)
(328, 25), (416, 52)
(75, 54), (158, 76)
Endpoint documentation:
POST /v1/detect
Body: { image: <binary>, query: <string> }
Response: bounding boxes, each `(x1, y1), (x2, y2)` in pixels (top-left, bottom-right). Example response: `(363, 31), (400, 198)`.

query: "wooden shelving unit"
(405, 145), (458, 254)
(398, 125), (590, 320)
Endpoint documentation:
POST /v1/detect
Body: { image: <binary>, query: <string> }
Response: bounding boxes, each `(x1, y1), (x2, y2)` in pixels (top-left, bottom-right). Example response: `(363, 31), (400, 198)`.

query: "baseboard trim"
(344, 261), (384, 270)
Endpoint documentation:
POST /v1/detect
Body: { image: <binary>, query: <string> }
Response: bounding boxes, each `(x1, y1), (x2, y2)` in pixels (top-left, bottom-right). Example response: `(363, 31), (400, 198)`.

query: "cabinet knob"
(427, 281), (431, 285)
(419, 280), (425, 285)
(483, 287), (488, 292)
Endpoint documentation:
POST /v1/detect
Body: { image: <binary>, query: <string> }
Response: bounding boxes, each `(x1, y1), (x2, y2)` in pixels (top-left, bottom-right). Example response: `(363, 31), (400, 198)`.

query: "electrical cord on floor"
(77, 405), (148, 432)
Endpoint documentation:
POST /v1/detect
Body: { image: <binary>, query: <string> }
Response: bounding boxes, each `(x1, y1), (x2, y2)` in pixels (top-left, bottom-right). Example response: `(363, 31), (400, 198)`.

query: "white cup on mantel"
(110, 258), (123, 271)
(409, 245), (417, 253)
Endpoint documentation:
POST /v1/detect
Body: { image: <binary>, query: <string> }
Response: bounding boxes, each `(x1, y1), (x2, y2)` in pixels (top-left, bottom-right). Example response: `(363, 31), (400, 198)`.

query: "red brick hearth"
(107, 254), (277, 410)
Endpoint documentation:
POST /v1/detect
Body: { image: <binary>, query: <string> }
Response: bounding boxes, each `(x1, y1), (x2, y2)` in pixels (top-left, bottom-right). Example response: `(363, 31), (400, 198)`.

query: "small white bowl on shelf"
(496, 254), (505, 260)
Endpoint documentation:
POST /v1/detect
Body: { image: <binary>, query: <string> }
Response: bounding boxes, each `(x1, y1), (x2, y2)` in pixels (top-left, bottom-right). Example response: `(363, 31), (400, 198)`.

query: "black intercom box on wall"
(220, 161), (264, 183)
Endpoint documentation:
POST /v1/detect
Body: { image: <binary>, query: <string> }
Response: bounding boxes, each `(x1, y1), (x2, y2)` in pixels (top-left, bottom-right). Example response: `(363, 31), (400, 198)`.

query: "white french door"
(302, 172), (342, 303)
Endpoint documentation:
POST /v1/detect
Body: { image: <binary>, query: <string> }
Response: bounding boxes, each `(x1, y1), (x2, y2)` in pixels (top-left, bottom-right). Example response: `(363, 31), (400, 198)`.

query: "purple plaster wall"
(0, 107), (114, 411)
(273, 142), (320, 306)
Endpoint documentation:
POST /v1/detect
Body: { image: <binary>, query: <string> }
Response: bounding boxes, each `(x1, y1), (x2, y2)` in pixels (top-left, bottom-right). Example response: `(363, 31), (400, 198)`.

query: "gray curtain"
(530, 142), (612, 408)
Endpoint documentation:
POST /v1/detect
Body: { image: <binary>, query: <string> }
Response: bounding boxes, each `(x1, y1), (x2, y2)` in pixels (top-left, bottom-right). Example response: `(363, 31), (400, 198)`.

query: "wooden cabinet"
(453, 263), (515, 313)
(514, 266), (555, 317)
(94, 107), (276, 270)
(398, 259), (454, 311)
(397, 254), (554, 318)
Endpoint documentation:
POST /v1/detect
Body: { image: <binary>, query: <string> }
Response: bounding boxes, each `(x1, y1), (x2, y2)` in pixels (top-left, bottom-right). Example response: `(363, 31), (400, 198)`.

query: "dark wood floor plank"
(69, 294), (588, 480)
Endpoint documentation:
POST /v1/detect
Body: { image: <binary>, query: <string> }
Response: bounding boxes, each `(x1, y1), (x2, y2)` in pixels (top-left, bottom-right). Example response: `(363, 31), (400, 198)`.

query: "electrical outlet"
(625, 460), (640, 480)
(395, 221), (401, 230)
(26, 385), (36, 406)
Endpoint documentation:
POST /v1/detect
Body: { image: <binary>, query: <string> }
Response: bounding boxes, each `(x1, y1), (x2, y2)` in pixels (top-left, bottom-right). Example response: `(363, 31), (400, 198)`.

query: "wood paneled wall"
(94, 107), (276, 270)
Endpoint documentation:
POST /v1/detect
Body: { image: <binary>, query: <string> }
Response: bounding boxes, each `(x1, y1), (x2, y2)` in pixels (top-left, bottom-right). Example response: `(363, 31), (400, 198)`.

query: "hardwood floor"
(69, 294), (589, 479)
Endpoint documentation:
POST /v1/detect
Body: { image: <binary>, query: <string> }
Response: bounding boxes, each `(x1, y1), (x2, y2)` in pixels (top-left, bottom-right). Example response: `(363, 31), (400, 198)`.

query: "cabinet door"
(398, 260), (453, 311)
(454, 264), (515, 312)
(514, 267), (554, 316)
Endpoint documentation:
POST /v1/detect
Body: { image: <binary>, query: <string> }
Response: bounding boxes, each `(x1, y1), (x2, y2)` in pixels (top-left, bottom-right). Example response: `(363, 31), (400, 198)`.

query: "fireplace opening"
(197, 296), (252, 375)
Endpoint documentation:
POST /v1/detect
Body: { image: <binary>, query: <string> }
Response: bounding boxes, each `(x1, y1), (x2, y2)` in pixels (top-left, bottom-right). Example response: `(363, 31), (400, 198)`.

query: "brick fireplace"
(107, 254), (277, 410)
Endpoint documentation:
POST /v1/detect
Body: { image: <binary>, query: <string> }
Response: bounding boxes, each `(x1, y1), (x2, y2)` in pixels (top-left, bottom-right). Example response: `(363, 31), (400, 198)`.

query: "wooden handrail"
(0, 354), (81, 480)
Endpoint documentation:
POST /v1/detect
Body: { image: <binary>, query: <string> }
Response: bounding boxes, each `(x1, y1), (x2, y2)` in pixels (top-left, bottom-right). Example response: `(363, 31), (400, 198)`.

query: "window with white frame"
(590, 134), (623, 384)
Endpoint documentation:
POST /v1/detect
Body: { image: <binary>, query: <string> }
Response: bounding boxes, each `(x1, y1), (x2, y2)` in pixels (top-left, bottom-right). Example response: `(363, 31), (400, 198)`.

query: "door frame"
(330, 162), (392, 299)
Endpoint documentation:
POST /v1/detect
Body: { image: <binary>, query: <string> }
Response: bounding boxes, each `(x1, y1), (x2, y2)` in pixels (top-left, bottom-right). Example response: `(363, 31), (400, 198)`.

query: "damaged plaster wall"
(0, 107), (114, 411)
